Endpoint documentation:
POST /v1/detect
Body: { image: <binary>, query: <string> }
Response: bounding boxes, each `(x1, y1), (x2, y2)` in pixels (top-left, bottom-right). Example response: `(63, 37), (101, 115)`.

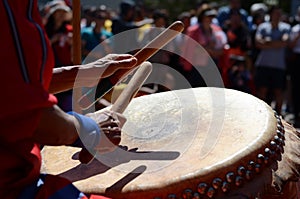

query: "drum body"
(41, 88), (285, 198)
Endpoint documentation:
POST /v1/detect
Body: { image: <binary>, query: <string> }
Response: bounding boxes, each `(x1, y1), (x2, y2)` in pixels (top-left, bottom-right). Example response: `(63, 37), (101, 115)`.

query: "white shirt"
(290, 24), (300, 54)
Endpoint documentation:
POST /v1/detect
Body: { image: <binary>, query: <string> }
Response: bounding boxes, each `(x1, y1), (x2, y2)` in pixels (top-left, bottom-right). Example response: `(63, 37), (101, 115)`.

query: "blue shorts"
(254, 67), (286, 90)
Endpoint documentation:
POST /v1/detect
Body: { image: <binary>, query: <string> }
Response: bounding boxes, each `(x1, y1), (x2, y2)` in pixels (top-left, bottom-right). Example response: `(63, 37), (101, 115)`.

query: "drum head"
(41, 88), (283, 198)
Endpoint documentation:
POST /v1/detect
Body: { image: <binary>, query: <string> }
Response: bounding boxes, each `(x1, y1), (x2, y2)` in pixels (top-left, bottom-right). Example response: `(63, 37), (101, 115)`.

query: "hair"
(268, 5), (281, 15)
(152, 9), (169, 23)
(197, 4), (214, 22)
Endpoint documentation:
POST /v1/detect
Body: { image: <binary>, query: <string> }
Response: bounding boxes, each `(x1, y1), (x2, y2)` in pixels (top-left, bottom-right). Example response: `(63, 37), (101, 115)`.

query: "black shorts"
(254, 67), (286, 90)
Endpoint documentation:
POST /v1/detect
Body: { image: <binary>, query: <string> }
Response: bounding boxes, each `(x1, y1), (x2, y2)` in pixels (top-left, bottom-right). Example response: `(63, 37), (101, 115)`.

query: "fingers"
(88, 109), (126, 153)
(103, 53), (135, 61)
(109, 56), (137, 70)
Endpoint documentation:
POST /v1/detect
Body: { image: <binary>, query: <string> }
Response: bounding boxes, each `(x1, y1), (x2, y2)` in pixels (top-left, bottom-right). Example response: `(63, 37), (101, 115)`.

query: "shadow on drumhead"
(105, 165), (147, 195)
(58, 147), (180, 182)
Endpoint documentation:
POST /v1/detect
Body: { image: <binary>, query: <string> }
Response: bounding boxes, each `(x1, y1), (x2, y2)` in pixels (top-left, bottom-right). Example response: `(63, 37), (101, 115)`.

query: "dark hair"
(120, 0), (135, 16)
(153, 9), (168, 23)
(197, 4), (216, 22)
(268, 5), (281, 15)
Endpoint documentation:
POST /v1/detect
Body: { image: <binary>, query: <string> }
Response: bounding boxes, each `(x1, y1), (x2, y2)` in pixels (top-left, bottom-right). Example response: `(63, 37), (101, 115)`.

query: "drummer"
(0, 1), (137, 199)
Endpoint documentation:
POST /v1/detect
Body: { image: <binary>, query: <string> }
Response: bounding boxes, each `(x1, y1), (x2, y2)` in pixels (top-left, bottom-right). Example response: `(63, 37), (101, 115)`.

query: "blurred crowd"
(39, 0), (300, 127)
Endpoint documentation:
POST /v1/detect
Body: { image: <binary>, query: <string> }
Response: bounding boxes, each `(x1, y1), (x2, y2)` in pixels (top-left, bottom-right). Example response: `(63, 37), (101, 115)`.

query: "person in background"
(254, 5), (291, 114)
(170, 11), (192, 78)
(81, 7), (113, 61)
(141, 9), (175, 92)
(111, 0), (139, 53)
(223, 9), (251, 57)
(289, 6), (300, 127)
(221, 9), (252, 91)
(44, 1), (73, 112)
(250, 10), (266, 65)
(81, 6), (97, 29)
(217, 0), (251, 30)
(134, 3), (154, 42)
(181, 4), (227, 87)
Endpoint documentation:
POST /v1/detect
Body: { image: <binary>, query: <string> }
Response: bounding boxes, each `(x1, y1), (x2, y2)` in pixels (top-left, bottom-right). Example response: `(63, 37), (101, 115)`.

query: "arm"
(255, 24), (289, 50)
(49, 54), (137, 94)
(34, 104), (125, 159)
(289, 29), (300, 49)
(33, 105), (79, 145)
(256, 39), (289, 49)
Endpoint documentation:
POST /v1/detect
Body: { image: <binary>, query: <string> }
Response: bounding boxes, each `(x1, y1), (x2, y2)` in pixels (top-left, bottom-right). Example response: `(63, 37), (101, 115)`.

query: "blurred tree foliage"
(142, 0), (291, 21)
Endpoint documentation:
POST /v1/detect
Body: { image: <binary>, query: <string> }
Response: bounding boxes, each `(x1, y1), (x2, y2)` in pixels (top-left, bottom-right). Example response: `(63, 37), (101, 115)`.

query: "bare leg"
(256, 87), (268, 102)
(274, 88), (284, 115)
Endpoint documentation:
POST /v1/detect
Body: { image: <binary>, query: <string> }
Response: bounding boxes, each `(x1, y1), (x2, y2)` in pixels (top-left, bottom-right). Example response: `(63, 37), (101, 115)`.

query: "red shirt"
(0, 0), (57, 198)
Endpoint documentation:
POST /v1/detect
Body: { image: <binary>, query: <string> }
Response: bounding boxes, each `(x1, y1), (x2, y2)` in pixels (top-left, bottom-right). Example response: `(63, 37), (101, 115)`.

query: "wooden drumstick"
(79, 62), (152, 164)
(111, 61), (153, 114)
(78, 21), (184, 110)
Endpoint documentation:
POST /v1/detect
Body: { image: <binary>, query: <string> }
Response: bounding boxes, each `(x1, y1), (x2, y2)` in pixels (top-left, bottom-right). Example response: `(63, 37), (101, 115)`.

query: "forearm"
(49, 66), (79, 94)
(33, 105), (79, 145)
(256, 40), (288, 49)
(289, 36), (300, 49)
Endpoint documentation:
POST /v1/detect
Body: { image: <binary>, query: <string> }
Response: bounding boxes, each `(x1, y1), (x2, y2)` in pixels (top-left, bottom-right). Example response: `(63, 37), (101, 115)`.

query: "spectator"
(170, 11), (192, 77)
(111, 0), (139, 53)
(81, 6), (97, 29)
(227, 55), (251, 93)
(181, 4), (227, 87)
(134, 3), (154, 42)
(81, 7), (113, 61)
(250, 11), (266, 64)
(220, 9), (252, 91)
(289, 6), (300, 127)
(44, 1), (73, 112)
(254, 5), (291, 114)
(217, 0), (251, 30)
(223, 9), (251, 56)
(44, 2), (73, 67)
(141, 9), (175, 92)
(190, 0), (209, 26)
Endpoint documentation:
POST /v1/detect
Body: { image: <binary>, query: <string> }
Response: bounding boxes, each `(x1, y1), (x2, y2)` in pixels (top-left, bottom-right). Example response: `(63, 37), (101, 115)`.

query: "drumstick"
(79, 62), (153, 164)
(78, 21), (184, 110)
(111, 61), (153, 113)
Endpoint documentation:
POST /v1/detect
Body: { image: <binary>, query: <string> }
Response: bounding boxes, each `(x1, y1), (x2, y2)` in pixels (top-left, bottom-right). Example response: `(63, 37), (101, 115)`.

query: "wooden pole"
(72, 0), (82, 113)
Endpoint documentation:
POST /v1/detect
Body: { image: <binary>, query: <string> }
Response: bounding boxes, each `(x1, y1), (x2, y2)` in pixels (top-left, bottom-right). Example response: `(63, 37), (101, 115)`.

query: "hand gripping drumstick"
(78, 21), (184, 110)
(79, 62), (153, 164)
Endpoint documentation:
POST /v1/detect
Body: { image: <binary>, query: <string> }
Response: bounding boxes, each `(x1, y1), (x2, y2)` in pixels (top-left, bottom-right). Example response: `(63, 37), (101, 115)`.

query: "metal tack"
(226, 172), (235, 183)
(257, 154), (265, 164)
(182, 189), (193, 199)
(237, 166), (246, 176)
(247, 161), (255, 171)
(207, 187), (215, 198)
(167, 194), (177, 199)
(212, 178), (222, 190)
(235, 176), (244, 187)
(222, 182), (230, 193)
(255, 164), (261, 173)
(197, 183), (208, 195)
(193, 192), (200, 199)
(245, 170), (253, 180)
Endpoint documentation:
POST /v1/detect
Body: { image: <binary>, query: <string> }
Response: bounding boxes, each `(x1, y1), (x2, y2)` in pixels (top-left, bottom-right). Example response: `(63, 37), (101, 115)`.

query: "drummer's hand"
(86, 109), (126, 153)
(80, 54), (137, 87)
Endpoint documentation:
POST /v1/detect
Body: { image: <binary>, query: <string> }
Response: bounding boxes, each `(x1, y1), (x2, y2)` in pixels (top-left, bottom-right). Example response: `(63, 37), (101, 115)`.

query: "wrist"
(68, 112), (101, 153)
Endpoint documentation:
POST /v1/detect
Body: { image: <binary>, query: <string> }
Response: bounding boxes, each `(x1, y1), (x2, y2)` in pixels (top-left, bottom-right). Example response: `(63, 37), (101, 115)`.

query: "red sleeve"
(0, 1), (58, 197)
(0, 0), (57, 123)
